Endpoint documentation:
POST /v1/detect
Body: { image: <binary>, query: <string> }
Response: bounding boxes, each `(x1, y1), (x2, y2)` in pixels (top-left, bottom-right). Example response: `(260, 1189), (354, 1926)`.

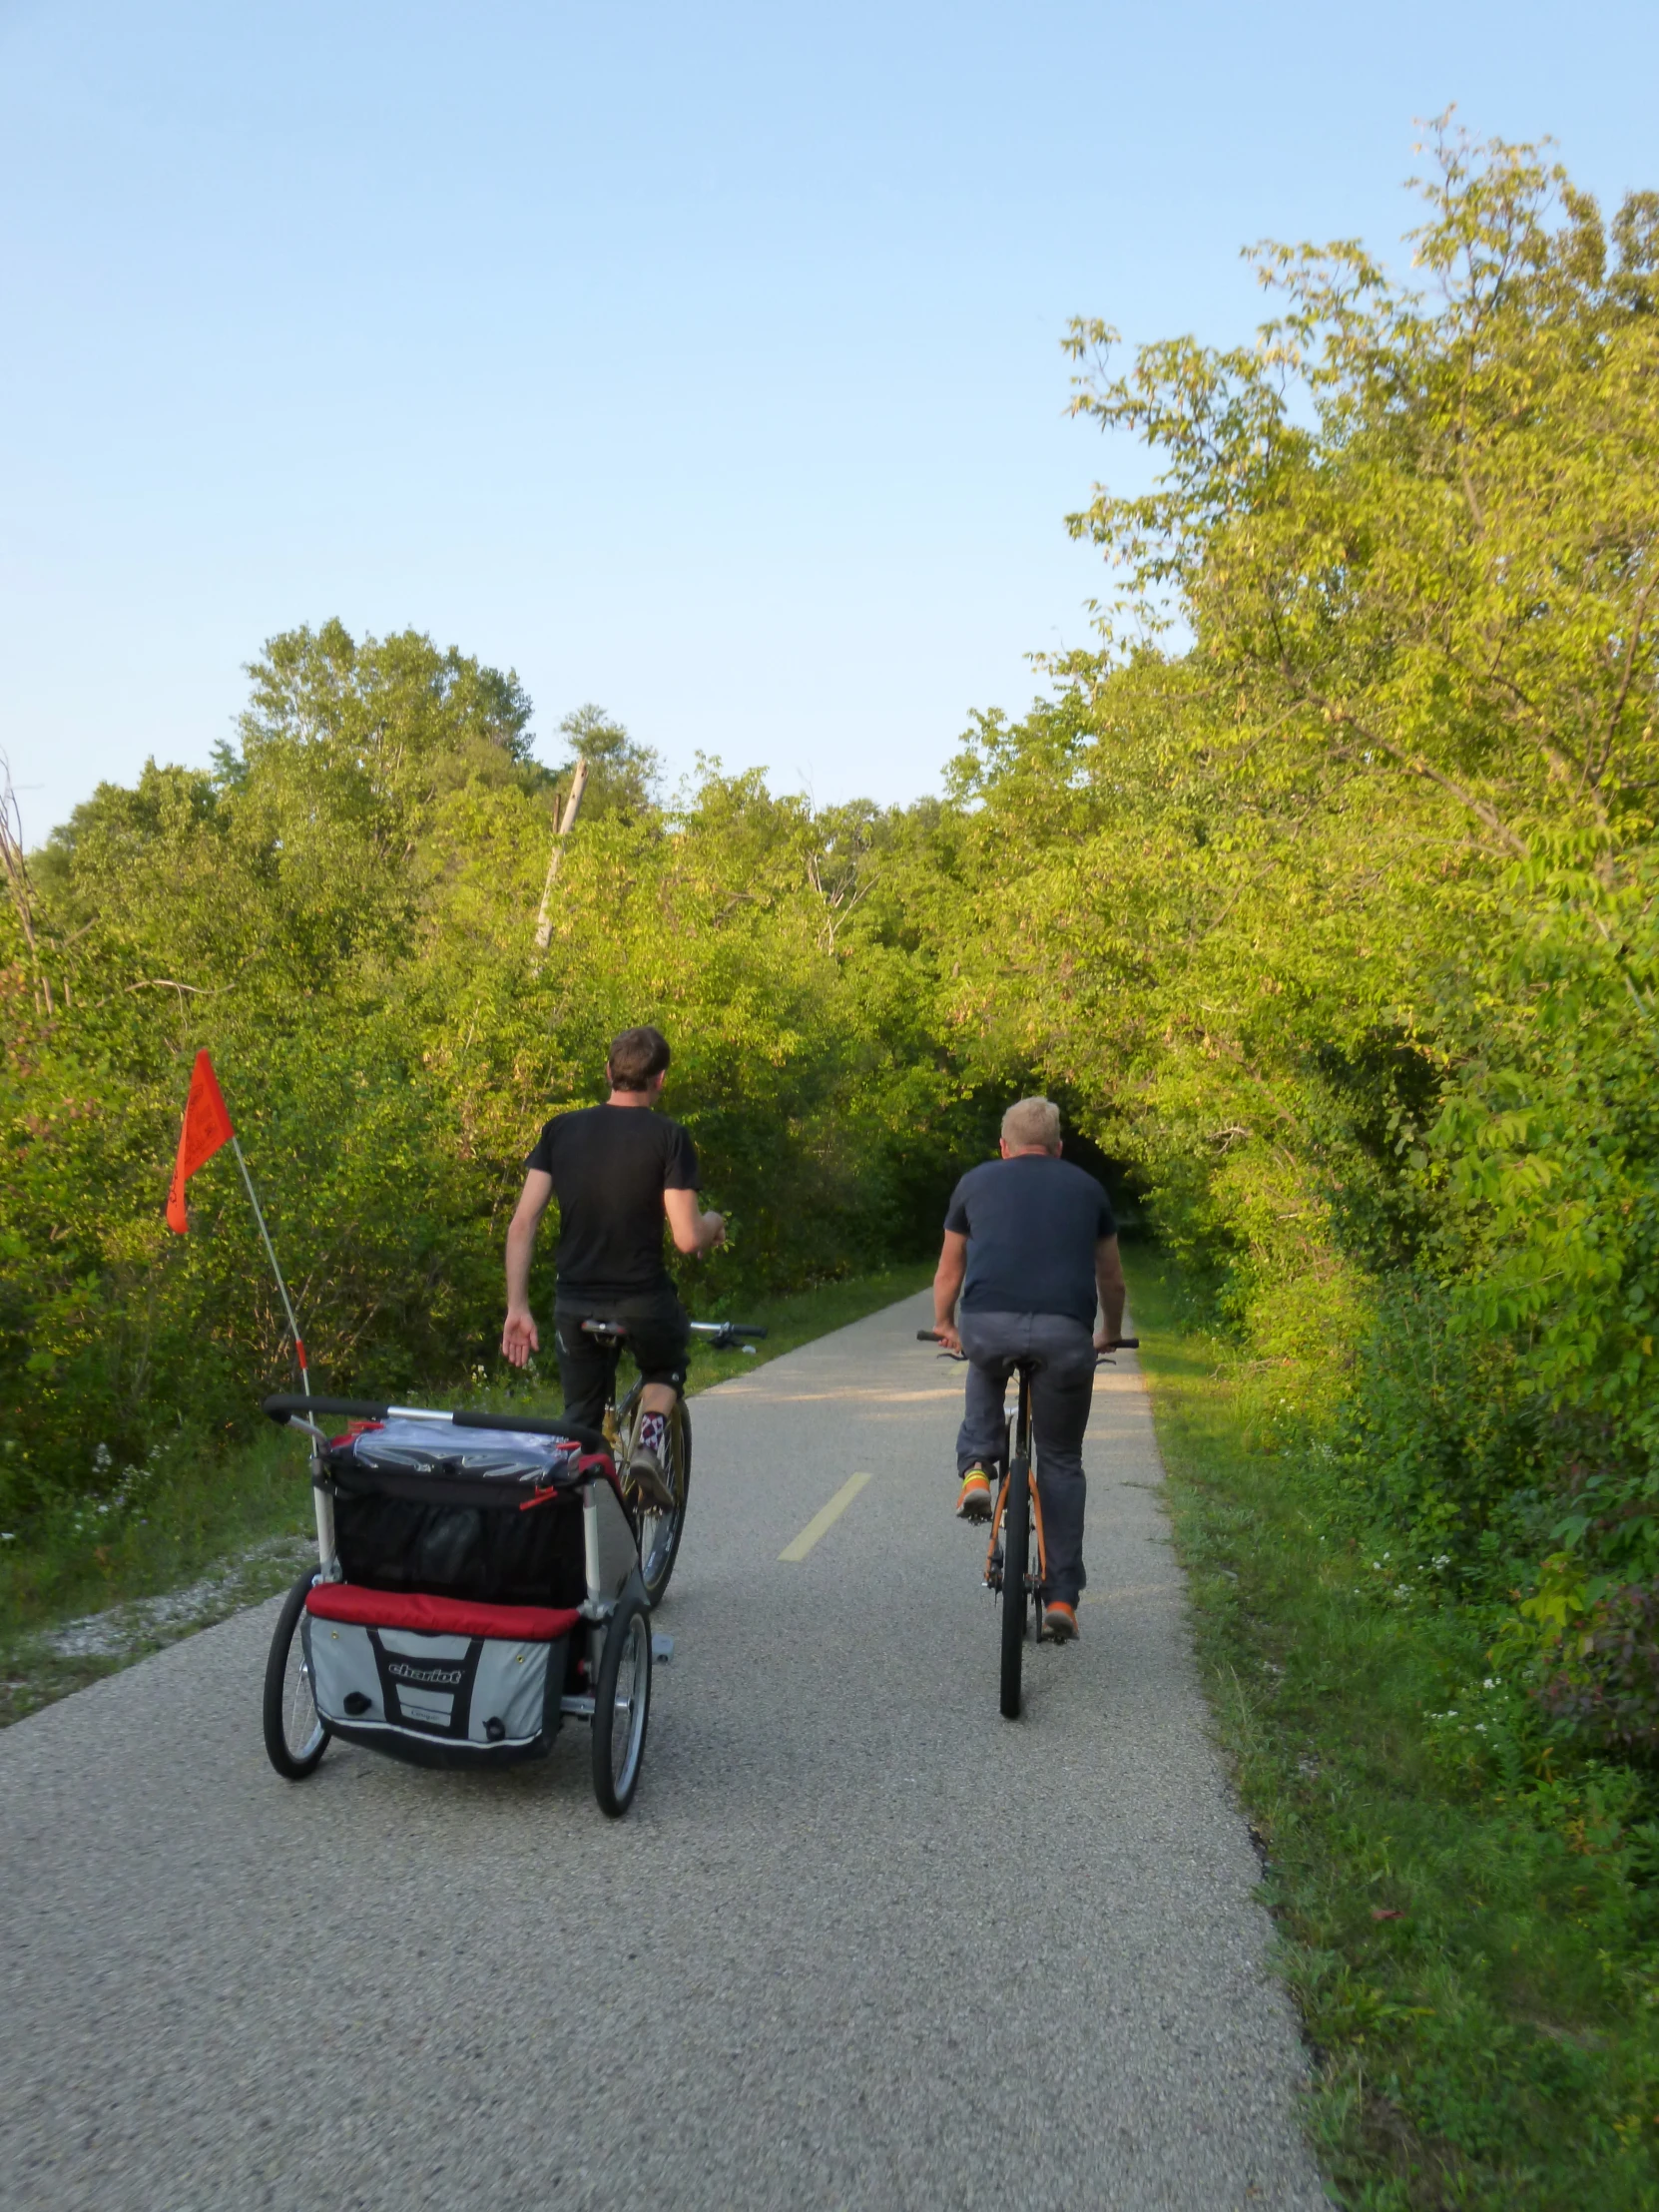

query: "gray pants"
(957, 1311), (1097, 1606)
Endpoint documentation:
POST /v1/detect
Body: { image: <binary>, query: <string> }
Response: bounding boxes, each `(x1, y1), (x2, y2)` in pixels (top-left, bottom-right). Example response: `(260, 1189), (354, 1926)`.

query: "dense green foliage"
(5, 127), (1657, 1768)
(938, 126), (1659, 1757)
(1, 619), (978, 1540)
(1136, 1256), (1659, 2210)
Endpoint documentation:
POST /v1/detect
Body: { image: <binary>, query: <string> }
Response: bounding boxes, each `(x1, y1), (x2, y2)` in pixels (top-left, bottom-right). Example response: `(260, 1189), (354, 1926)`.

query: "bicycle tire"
(999, 1454), (1029, 1720)
(263, 1569), (330, 1780)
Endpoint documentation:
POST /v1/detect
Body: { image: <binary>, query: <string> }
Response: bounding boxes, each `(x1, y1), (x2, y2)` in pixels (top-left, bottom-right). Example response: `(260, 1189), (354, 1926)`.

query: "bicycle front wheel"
(999, 1455), (1029, 1720)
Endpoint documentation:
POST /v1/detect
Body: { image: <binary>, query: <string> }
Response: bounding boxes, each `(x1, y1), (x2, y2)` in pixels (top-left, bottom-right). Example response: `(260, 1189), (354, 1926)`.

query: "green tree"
(546, 704), (662, 822)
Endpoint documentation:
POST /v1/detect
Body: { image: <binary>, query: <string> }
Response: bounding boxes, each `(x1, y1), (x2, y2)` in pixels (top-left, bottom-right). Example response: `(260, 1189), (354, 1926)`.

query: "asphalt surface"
(0, 1291), (1330, 2211)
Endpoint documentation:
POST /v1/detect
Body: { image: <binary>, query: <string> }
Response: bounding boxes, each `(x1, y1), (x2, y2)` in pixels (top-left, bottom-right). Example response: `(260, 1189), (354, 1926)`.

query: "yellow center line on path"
(779, 1472), (873, 1562)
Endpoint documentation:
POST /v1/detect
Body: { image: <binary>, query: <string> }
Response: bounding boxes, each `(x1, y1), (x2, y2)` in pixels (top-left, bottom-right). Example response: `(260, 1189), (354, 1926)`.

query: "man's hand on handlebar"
(501, 1309), (539, 1369)
(666, 1189), (727, 1259)
(932, 1318), (962, 1356)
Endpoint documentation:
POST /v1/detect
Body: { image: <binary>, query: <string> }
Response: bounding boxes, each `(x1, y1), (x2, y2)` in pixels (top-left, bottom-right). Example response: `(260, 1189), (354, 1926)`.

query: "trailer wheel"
(264, 1571), (330, 1780)
(592, 1578), (652, 1817)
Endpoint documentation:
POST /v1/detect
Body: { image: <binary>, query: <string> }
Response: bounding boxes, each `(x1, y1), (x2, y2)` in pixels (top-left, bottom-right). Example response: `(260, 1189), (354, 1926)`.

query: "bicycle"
(918, 1328), (1137, 1719)
(580, 1316), (767, 1606)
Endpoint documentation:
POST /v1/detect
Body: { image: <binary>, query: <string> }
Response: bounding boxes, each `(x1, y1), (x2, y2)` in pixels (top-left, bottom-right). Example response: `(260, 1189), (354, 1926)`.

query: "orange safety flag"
(166, 1049), (235, 1234)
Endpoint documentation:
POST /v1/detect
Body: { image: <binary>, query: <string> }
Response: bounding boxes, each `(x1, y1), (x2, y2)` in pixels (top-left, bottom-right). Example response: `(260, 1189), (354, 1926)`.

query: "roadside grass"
(1130, 1251), (1659, 2211)
(0, 1261), (931, 1726)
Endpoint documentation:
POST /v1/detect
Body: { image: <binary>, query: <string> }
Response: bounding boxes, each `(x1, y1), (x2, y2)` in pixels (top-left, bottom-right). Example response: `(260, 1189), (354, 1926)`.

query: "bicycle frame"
(577, 1315), (765, 1607)
(578, 1316), (764, 1447)
(984, 1362), (1048, 1605)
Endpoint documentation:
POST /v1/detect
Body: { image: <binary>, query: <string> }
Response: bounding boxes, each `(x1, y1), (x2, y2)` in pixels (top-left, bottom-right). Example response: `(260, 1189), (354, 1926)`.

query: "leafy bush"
(1, 626), (978, 1533)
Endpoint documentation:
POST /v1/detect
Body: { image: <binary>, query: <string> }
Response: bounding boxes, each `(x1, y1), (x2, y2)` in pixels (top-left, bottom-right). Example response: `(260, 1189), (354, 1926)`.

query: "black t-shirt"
(526, 1105), (699, 1299)
(943, 1155), (1116, 1329)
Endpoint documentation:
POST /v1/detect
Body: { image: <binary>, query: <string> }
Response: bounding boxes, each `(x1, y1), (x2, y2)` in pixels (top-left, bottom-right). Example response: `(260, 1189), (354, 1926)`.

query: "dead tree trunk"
(532, 758), (589, 951)
(0, 757), (53, 1017)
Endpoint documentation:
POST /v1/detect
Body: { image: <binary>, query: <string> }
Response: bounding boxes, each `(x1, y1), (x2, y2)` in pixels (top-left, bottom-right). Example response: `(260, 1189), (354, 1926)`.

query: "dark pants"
(554, 1287), (691, 1433)
(957, 1310), (1097, 1606)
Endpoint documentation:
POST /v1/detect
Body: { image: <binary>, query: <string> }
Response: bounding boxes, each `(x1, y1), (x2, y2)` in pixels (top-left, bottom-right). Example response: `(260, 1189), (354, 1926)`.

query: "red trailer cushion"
(305, 1581), (580, 1643)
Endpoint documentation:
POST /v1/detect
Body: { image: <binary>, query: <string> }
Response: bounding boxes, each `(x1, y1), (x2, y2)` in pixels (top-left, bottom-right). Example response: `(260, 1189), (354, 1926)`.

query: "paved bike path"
(0, 1290), (1329, 2210)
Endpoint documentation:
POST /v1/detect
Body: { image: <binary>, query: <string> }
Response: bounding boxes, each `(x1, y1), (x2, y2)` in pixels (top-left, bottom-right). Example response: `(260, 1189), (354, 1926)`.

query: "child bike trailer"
(260, 1393), (657, 1816)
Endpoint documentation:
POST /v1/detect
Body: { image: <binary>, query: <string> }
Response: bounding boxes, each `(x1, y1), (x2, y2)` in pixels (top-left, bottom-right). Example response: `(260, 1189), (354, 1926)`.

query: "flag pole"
(229, 1135), (310, 1398)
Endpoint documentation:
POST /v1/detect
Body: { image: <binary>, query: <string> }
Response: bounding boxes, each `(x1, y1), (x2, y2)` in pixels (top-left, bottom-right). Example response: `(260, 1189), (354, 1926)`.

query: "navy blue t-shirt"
(944, 1155), (1116, 1328)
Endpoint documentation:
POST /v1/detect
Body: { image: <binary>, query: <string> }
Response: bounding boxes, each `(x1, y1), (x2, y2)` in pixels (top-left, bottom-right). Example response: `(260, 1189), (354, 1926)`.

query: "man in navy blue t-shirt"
(932, 1097), (1127, 1641)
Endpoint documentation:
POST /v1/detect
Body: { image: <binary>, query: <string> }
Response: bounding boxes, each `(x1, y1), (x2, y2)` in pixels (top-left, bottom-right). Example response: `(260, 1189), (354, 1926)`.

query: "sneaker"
(955, 1467), (994, 1521)
(1044, 1600), (1079, 1643)
(628, 1445), (676, 1513)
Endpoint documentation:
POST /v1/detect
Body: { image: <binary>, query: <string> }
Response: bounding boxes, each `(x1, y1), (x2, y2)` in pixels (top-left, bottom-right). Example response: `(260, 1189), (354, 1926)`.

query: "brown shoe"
(1044, 1600), (1079, 1643)
(628, 1445), (676, 1513)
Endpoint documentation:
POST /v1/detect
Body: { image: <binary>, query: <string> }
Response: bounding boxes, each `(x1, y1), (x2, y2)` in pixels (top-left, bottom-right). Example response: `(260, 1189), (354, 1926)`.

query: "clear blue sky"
(4, 1), (1656, 838)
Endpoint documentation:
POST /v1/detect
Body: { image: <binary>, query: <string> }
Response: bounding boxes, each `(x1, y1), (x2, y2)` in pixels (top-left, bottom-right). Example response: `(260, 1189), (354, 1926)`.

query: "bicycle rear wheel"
(999, 1454), (1029, 1720)
(641, 1397), (691, 1607)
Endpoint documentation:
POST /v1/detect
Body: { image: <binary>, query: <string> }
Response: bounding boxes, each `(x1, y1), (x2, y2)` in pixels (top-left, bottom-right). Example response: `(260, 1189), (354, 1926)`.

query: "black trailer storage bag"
(324, 1418), (600, 1608)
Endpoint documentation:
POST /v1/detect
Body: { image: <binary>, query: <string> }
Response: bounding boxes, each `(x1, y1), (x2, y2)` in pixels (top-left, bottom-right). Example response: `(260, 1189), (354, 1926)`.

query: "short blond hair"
(1001, 1096), (1061, 1152)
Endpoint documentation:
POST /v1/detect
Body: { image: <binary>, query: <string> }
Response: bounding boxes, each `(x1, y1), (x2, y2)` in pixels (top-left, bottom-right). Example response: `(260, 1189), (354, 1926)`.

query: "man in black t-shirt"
(932, 1096), (1127, 1642)
(502, 1025), (725, 1505)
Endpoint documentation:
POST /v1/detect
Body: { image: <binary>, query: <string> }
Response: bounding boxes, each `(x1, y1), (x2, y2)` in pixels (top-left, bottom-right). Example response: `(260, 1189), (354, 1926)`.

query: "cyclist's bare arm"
(664, 1186), (726, 1257)
(932, 1229), (968, 1354)
(502, 1169), (554, 1368)
(1094, 1234), (1127, 1350)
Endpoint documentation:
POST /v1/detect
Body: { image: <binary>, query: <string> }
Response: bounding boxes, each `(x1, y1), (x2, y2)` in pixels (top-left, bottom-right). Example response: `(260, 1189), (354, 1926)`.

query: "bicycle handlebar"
(580, 1319), (768, 1346)
(916, 1329), (1140, 1351)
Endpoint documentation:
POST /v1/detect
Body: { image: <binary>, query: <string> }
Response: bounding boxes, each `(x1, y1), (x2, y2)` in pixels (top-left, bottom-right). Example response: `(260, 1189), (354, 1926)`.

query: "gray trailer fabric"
(304, 1616), (564, 1753)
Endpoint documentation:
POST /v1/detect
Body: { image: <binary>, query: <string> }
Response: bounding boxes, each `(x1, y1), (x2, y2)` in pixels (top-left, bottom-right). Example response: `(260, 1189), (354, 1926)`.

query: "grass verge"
(1, 1261), (932, 1727)
(1130, 1250), (1659, 2211)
